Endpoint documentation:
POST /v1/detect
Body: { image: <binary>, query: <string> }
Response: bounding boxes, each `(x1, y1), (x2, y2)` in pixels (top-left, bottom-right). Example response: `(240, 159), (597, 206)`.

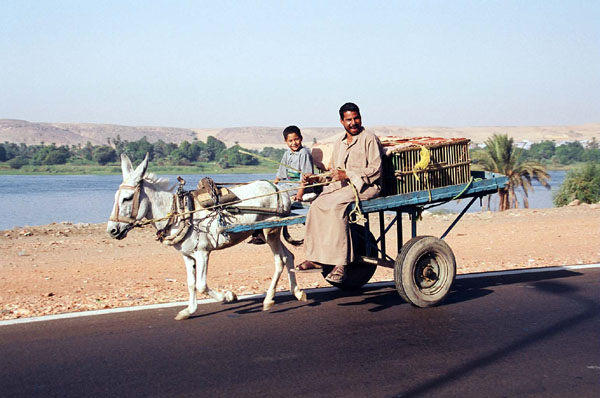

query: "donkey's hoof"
(224, 291), (238, 303)
(263, 300), (274, 311)
(296, 290), (307, 302)
(175, 309), (191, 320)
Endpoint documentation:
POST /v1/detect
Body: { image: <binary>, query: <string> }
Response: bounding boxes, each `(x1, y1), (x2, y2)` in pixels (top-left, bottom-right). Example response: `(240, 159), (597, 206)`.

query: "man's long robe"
(304, 129), (383, 265)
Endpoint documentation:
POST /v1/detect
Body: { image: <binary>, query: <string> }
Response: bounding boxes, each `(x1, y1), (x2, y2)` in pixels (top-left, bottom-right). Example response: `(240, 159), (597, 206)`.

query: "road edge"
(2, 263), (599, 326)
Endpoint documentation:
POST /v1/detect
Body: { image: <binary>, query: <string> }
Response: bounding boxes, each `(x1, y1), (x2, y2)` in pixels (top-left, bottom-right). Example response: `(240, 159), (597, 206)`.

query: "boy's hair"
(282, 125), (302, 140)
(339, 102), (361, 119)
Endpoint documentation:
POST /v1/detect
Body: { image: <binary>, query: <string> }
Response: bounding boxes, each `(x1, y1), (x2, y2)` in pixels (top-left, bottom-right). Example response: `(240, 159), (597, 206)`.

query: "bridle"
(109, 182), (143, 225)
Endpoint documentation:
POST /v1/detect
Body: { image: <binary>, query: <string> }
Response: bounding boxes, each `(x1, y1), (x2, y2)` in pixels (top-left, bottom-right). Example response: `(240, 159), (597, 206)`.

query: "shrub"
(553, 163), (600, 206)
(8, 157), (28, 169)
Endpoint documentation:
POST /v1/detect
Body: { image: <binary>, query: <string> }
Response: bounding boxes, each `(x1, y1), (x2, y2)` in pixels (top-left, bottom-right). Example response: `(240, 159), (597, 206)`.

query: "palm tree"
(474, 134), (551, 211)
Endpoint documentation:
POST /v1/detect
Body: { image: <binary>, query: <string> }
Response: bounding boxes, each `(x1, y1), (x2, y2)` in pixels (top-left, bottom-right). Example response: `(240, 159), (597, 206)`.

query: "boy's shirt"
(276, 146), (314, 181)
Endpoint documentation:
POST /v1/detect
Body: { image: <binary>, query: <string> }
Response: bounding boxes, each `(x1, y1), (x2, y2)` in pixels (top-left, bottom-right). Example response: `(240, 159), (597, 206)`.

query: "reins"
(136, 181), (333, 227)
(112, 154), (368, 230)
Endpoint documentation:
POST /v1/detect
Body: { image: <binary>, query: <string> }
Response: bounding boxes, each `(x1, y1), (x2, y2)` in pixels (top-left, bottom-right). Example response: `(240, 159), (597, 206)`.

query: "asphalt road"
(1, 268), (599, 398)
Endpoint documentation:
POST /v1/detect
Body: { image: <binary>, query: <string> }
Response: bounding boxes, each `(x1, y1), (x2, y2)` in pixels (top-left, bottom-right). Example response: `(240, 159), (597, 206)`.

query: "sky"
(1, 0), (599, 128)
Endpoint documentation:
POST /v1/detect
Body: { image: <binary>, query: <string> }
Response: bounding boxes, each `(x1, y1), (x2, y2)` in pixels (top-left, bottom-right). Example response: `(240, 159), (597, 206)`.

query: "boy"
(248, 125), (314, 245)
(274, 125), (315, 202)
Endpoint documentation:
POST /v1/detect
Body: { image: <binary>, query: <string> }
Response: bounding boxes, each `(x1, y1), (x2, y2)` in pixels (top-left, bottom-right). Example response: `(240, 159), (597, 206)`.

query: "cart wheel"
(321, 225), (377, 291)
(394, 236), (456, 307)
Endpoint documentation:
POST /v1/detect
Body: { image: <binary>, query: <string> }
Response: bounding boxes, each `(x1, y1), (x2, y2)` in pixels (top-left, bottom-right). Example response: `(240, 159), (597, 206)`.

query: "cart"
(224, 171), (508, 307)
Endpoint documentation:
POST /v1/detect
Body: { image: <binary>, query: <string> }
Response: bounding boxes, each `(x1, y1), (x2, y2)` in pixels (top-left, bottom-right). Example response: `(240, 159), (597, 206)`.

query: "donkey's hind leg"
(263, 228), (306, 311)
(282, 242), (307, 303)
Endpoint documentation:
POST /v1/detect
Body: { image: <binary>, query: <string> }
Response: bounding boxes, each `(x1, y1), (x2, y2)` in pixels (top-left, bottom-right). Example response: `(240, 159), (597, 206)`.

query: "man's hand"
(330, 169), (348, 182)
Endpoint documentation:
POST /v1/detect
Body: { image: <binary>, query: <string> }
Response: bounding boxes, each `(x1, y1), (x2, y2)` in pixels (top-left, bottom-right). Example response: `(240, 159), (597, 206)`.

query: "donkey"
(106, 154), (306, 320)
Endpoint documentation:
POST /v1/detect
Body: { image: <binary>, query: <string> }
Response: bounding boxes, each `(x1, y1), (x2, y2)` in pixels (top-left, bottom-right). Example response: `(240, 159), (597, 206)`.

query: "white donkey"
(106, 154), (306, 320)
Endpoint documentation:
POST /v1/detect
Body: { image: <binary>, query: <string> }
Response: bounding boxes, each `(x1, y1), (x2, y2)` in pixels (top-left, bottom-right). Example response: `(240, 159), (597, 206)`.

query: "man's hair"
(339, 102), (361, 119)
(282, 125), (302, 140)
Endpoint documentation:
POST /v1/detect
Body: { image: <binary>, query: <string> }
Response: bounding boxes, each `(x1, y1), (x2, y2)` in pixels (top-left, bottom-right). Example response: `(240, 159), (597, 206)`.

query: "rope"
(238, 149), (304, 175)
(348, 180), (367, 225)
(412, 145), (431, 182)
(238, 149), (332, 180)
(412, 145), (432, 201)
(417, 176), (479, 215)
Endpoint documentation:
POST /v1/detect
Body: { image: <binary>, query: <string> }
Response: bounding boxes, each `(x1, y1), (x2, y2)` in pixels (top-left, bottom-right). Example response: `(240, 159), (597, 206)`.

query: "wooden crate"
(380, 137), (471, 196)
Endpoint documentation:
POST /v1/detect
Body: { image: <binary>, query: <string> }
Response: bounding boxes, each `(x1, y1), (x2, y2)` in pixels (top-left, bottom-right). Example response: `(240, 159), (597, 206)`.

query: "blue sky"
(1, 0), (599, 128)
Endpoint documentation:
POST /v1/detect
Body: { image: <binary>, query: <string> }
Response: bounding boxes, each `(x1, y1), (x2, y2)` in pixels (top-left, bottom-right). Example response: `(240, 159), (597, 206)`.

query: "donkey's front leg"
(192, 250), (237, 304)
(175, 254), (198, 320)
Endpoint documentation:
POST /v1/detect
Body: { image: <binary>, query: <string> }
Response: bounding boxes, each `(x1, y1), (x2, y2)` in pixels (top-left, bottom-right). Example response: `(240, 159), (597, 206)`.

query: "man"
(297, 102), (383, 283)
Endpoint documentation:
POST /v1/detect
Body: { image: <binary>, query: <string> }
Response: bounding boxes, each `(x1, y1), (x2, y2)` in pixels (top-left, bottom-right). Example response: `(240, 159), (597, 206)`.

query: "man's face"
(340, 111), (362, 136)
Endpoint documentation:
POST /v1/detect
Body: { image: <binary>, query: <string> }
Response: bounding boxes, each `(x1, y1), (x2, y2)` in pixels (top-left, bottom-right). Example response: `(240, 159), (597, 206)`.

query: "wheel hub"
(416, 255), (439, 288)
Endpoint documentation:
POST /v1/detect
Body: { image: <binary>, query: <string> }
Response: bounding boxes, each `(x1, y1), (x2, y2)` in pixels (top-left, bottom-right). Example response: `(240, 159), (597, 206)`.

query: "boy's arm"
(298, 148), (314, 174)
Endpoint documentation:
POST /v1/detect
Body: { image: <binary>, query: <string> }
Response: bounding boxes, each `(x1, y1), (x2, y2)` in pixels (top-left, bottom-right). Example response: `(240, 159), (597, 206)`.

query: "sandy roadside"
(1, 204), (599, 320)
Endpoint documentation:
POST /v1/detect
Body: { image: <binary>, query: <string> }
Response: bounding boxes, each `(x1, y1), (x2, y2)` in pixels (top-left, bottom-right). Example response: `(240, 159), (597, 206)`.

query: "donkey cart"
(224, 171), (508, 308)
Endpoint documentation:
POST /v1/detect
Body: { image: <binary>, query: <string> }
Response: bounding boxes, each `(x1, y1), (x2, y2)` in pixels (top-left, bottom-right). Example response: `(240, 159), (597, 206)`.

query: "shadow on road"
(392, 275), (600, 398)
(190, 269), (585, 320)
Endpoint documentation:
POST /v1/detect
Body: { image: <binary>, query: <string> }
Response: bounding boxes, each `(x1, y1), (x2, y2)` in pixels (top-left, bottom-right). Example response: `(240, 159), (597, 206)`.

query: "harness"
(112, 176), (291, 246)
(109, 183), (143, 225)
(155, 177), (196, 245)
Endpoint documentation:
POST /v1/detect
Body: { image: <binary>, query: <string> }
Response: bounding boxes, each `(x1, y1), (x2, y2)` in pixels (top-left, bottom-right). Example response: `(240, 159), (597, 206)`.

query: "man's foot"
(325, 265), (346, 283)
(295, 260), (322, 271)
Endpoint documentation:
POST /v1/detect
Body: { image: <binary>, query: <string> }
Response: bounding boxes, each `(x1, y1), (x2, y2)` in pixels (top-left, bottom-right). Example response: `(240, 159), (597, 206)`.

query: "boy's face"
(285, 133), (303, 152)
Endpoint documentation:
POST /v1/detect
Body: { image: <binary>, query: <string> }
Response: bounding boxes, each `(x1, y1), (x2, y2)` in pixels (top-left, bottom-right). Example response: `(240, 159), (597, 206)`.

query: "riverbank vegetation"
(472, 134), (551, 211)
(0, 135), (598, 175)
(0, 136), (285, 175)
(553, 162), (600, 206)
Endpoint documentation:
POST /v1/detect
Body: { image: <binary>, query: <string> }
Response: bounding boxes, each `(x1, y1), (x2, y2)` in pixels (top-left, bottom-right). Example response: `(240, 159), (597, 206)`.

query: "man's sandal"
(325, 265), (347, 283)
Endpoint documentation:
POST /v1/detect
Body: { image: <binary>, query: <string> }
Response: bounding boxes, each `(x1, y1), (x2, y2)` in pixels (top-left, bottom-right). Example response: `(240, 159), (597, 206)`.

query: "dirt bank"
(1, 204), (598, 320)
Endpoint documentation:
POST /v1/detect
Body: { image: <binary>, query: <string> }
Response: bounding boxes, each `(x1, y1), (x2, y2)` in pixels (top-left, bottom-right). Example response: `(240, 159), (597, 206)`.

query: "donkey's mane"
(143, 173), (174, 191)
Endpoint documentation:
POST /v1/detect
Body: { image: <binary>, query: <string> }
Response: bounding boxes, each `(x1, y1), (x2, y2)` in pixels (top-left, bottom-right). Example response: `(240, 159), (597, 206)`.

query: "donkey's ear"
(131, 153), (150, 184)
(121, 154), (134, 180)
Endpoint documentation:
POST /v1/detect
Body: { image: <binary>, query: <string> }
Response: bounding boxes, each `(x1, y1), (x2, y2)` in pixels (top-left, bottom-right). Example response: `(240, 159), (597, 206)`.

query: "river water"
(0, 171), (566, 230)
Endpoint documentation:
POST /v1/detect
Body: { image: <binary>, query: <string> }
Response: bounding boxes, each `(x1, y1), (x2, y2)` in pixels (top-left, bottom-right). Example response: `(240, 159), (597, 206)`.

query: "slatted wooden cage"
(380, 137), (472, 197)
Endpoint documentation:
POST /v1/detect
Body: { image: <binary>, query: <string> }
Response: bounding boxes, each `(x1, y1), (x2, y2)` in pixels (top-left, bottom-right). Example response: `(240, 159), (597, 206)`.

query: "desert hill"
(1, 119), (598, 149)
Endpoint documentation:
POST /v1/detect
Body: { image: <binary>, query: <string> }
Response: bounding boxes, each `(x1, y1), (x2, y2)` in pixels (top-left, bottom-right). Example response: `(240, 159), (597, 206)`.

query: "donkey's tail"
(282, 226), (303, 246)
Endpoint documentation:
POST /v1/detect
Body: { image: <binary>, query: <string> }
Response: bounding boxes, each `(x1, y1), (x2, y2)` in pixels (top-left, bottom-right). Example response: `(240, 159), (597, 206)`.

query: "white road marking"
(1, 263), (598, 327)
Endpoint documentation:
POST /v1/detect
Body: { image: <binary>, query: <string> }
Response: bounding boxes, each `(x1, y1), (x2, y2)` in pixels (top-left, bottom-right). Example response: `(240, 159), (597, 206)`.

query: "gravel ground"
(1, 203), (598, 320)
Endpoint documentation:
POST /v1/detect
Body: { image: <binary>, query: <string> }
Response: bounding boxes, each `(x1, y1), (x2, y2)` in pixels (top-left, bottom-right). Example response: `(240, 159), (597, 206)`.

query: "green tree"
(124, 137), (153, 163)
(80, 142), (95, 161)
(152, 139), (177, 160)
(93, 146), (118, 165)
(259, 147), (286, 161)
(219, 145), (258, 166)
(0, 145), (6, 162)
(555, 141), (584, 164)
(526, 140), (555, 161)
(553, 163), (600, 206)
(32, 144), (70, 165)
(474, 134), (551, 211)
(205, 136), (226, 161)
(582, 147), (600, 163)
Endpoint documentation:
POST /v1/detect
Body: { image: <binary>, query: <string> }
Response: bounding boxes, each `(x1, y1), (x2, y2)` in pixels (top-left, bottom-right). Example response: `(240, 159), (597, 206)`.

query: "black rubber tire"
(394, 236), (456, 307)
(321, 224), (377, 291)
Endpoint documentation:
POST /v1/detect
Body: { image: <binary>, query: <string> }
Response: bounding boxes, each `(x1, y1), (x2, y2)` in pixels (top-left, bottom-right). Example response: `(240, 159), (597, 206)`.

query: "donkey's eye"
(122, 196), (133, 202)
